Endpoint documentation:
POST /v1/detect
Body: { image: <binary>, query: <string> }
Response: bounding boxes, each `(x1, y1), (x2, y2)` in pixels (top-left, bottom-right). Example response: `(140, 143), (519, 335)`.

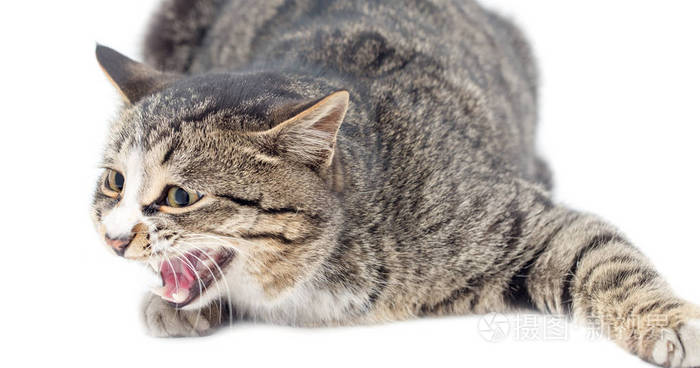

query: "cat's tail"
(143, 0), (227, 73)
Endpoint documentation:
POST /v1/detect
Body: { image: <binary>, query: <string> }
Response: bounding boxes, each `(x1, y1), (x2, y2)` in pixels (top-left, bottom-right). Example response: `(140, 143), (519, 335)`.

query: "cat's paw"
(651, 320), (700, 367)
(141, 294), (213, 337)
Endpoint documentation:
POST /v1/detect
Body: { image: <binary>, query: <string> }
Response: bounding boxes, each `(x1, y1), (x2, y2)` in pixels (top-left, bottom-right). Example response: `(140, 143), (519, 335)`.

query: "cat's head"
(91, 45), (349, 310)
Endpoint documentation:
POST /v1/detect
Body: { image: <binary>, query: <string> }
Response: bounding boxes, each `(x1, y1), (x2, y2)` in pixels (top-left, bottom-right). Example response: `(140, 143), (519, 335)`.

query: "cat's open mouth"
(151, 249), (234, 307)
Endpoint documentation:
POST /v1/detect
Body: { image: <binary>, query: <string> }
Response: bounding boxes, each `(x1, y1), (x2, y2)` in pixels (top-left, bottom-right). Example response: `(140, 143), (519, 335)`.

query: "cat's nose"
(104, 233), (134, 256)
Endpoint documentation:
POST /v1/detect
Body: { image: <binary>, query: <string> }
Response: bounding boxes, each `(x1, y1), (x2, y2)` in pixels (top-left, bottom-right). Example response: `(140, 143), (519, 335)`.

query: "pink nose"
(105, 235), (132, 256)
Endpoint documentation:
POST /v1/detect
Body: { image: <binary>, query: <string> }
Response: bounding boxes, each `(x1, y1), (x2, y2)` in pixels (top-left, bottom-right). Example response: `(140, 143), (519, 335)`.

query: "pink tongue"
(160, 258), (196, 301)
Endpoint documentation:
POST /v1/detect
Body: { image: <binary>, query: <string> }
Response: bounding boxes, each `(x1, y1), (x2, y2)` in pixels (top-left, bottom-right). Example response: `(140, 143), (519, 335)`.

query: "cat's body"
(92, 0), (700, 366)
(143, 0), (548, 323)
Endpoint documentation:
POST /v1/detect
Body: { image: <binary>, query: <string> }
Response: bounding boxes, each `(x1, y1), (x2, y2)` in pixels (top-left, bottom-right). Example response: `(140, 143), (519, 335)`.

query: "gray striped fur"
(91, 1), (700, 366)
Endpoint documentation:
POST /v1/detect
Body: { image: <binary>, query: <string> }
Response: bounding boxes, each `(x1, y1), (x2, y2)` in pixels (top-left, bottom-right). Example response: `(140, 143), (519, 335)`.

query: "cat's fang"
(171, 289), (190, 304)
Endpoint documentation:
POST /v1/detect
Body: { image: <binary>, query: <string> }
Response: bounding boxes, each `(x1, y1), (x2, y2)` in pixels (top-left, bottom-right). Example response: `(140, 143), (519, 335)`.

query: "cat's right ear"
(95, 44), (179, 104)
(254, 91), (350, 168)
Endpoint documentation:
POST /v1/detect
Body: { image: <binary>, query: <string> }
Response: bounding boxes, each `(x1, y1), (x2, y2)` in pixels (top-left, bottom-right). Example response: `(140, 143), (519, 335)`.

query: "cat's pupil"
(174, 188), (189, 205)
(114, 172), (124, 190)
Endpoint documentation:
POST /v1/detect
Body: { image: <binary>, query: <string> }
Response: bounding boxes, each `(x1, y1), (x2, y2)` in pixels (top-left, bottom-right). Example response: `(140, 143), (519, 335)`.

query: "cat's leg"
(516, 207), (700, 367)
(141, 293), (233, 337)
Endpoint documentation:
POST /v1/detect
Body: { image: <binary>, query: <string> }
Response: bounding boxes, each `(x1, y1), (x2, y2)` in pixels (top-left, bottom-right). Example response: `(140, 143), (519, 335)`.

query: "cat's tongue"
(158, 258), (196, 304)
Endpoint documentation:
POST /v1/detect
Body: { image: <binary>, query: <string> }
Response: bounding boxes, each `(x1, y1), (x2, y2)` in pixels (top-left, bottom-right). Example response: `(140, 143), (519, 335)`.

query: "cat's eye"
(163, 186), (202, 208)
(104, 169), (125, 194)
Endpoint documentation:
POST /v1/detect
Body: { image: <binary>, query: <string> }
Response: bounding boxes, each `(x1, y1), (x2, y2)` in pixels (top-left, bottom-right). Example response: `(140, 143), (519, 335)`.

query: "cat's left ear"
(258, 91), (349, 167)
(95, 44), (179, 104)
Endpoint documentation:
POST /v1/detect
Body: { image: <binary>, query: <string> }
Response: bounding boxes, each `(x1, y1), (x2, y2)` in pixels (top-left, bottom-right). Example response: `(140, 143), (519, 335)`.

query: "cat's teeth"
(171, 289), (190, 303)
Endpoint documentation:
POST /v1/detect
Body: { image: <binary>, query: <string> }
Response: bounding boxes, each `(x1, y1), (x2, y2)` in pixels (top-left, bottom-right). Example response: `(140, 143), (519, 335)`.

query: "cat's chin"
(150, 248), (235, 308)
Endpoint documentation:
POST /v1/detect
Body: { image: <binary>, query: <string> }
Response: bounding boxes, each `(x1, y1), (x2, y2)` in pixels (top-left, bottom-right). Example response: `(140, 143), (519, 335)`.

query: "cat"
(91, 0), (699, 366)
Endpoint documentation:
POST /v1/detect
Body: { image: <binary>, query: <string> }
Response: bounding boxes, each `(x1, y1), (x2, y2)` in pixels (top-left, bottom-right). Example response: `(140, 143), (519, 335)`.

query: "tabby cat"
(91, 0), (700, 366)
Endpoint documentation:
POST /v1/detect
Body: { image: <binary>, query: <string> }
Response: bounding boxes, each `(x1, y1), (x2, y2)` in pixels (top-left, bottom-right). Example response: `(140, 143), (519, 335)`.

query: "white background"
(2, 1), (699, 367)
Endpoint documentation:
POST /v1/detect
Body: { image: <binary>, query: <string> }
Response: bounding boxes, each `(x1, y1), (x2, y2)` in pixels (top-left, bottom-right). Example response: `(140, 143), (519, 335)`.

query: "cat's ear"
(258, 91), (350, 167)
(95, 44), (178, 104)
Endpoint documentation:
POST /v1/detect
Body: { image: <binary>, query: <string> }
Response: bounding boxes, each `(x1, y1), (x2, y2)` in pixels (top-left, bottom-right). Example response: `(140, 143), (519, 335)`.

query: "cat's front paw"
(141, 294), (214, 337)
(651, 320), (700, 367)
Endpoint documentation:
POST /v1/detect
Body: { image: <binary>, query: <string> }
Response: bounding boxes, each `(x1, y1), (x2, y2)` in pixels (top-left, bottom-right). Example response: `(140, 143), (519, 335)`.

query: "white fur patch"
(679, 319), (700, 366)
(179, 254), (362, 326)
(102, 150), (145, 239)
(225, 265), (363, 325)
(652, 328), (684, 367)
(652, 320), (700, 367)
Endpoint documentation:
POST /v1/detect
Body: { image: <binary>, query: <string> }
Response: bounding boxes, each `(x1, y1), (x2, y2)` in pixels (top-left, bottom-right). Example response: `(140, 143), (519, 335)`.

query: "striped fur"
(91, 1), (700, 366)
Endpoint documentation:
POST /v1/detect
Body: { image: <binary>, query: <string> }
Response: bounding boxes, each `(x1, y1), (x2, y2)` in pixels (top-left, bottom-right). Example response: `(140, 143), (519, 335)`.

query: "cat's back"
(146, 0), (535, 91)
(145, 0), (545, 186)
